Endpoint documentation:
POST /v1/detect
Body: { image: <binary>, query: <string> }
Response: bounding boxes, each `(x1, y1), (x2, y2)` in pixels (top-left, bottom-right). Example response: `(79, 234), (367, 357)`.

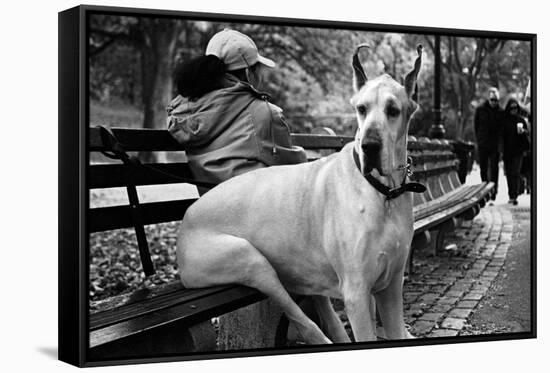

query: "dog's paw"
(299, 321), (333, 345)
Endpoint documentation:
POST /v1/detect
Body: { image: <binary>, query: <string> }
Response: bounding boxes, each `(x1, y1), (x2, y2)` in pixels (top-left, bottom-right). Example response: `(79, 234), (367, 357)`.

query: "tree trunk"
(486, 53), (500, 89)
(138, 19), (179, 163)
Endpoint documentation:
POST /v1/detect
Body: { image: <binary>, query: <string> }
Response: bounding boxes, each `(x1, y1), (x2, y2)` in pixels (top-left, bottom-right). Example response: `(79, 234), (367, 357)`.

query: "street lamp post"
(430, 34), (446, 139)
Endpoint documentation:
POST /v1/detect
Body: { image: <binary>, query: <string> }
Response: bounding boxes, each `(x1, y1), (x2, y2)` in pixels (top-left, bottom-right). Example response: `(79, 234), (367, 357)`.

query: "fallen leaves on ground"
(89, 222), (180, 307)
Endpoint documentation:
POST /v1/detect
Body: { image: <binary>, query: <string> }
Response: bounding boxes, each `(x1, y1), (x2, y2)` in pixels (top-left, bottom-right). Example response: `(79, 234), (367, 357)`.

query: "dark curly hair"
(174, 55), (226, 100)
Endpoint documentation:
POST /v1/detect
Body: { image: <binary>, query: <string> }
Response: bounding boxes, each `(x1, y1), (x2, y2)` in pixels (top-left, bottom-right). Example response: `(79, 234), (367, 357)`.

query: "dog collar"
(352, 148), (426, 200)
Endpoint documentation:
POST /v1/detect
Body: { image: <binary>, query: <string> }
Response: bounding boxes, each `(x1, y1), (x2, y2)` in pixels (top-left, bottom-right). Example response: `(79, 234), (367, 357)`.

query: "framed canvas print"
(58, 4), (536, 367)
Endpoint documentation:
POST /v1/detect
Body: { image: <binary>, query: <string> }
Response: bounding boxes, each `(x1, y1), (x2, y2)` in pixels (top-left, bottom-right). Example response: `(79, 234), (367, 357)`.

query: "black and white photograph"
(56, 3), (536, 368)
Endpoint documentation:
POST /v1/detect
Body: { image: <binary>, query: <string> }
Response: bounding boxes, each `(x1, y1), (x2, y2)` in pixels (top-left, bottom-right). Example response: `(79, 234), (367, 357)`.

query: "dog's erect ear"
(404, 44), (423, 101)
(352, 44), (370, 92)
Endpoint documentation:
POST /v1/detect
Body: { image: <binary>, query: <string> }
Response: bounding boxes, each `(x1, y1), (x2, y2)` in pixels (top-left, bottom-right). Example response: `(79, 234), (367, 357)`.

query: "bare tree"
(90, 17), (182, 162)
(424, 36), (506, 139)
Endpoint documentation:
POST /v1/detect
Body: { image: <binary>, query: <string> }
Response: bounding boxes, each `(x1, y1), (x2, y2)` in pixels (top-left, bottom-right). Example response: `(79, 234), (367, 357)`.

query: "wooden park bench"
(407, 136), (494, 272)
(87, 126), (493, 361)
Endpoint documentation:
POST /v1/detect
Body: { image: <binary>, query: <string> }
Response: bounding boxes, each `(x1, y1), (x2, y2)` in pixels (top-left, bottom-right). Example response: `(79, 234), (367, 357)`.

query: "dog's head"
(350, 44), (423, 177)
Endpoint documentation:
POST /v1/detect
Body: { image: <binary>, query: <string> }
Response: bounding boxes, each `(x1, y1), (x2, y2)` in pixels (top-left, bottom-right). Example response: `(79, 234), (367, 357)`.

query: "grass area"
(89, 100), (144, 164)
(89, 100), (189, 164)
(90, 100), (143, 128)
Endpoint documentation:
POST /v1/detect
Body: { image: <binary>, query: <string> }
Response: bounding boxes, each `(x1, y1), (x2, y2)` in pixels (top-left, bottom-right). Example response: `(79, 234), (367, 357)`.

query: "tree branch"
(451, 37), (462, 71)
(423, 35), (435, 53)
(472, 39), (487, 79)
(469, 39), (481, 75)
(89, 38), (116, 57)
(90, 28), (131, 40)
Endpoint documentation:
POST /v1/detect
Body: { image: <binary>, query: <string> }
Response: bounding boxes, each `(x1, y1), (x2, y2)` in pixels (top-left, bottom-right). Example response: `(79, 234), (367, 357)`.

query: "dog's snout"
(365, 127), (382, 140)
(361, 127), (383, 173)
(362, 128), (382, 151)
(362, 141), (381, 154)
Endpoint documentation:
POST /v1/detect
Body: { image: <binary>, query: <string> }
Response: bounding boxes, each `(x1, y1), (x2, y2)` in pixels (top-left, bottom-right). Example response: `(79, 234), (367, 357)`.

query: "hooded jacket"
(502, 100), (530, 157)
(167, 74), (308, 184)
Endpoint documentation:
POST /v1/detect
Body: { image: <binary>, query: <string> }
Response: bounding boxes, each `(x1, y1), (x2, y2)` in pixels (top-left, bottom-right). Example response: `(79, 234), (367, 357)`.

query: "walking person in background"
(474, 87), (503, 203)
(502, 98), (530, 205)
(519, 79), (532, 195)
(167, 29), (307, 189)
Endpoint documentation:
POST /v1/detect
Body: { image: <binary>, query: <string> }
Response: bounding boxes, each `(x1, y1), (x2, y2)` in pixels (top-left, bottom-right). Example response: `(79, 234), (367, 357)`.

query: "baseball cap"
(205, 29), (276, 71)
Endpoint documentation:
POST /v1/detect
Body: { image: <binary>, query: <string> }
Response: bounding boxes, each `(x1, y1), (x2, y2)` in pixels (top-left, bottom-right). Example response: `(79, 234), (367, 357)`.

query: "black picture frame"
(59, 4), (537, 367)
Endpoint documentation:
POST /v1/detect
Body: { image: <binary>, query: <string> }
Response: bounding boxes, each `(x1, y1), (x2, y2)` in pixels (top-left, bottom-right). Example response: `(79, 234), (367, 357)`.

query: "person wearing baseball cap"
(167, 29), (307, 189)
(206, 28), (276, 71)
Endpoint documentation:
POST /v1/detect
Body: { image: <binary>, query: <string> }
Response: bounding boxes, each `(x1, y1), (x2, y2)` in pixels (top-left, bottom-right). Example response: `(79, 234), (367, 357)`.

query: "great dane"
(176, 44), (424, 344)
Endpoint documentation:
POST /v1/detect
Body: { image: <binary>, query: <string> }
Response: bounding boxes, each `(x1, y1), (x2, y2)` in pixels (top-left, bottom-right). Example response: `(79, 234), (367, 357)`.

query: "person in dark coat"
(502, 98), (530, 205)
(518, 104), (532, 195)
(474, 87), (503, 201)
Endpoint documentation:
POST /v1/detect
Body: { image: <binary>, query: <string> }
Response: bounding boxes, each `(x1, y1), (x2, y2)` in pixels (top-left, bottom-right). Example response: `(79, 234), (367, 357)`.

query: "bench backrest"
(89, 127), (353, 233)
(407, 136), (462, 206)
(89, 127), (463, 233)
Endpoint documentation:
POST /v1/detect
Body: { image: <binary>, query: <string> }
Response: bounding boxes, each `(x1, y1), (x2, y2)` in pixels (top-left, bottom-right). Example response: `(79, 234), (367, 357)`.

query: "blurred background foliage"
(89, 15), (531, 156)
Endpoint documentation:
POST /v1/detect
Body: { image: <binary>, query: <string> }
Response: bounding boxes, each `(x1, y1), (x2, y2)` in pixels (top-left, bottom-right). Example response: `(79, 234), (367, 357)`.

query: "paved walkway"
(404, 163), (532, 338)
(405, 206), (516, 337)
(467, 206), (531, 335)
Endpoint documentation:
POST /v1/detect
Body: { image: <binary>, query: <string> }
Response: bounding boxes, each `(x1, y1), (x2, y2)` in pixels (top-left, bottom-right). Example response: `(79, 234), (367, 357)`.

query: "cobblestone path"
(404, 206), (515, 338)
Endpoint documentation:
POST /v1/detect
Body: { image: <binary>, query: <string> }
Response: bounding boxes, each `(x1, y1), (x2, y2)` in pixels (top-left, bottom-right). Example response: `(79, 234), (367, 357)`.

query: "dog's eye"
(386, 105), (401, 117)
(356, 105), (367, 116)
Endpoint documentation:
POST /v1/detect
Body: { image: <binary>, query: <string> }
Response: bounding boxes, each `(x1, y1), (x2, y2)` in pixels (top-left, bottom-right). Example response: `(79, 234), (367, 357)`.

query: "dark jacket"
(502, 112), (529, 157)
(167, 74), (307, 184)
(474, 100), (503, 150)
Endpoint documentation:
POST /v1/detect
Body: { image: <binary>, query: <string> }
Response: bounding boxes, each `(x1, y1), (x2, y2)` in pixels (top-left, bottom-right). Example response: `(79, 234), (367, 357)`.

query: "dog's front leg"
(342, 280), (376, 341)
(374, 271), (414, 339)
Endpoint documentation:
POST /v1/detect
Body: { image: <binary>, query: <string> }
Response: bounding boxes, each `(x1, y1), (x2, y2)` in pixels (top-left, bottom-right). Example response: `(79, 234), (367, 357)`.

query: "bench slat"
(414, 183), (484, 220)
(413, 182), (493, 232)
(407, 141), (452, 151)
(90, 127), (184, 152)
(89, 199), (196, 232)
(90, 285), (265, 348)
(414, 200), (472, 233)
(291, 133), (353, 149)
(90, 162), (194, 189)
(89, 127), (355, 152)
(91, 284), (235, 330)
(411, 164), (458, 179)
(410, 153), (456, 164)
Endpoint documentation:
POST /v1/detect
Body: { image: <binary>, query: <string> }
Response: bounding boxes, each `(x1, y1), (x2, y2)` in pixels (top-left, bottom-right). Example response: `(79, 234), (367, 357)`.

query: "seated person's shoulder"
(249, 98), (284, 121)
